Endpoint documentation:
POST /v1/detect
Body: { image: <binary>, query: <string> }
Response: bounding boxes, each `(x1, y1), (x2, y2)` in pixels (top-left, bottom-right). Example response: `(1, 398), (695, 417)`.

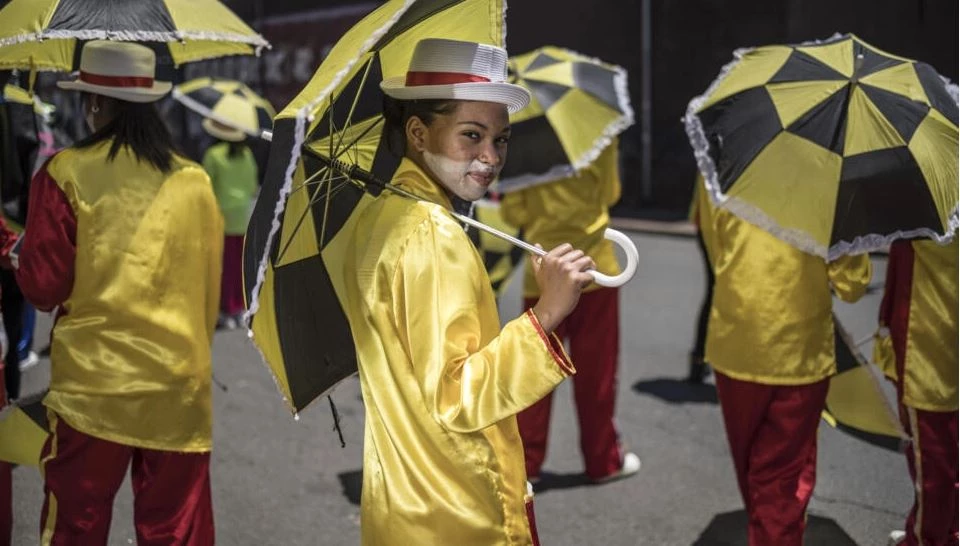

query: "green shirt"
(202, 142), (258, 235)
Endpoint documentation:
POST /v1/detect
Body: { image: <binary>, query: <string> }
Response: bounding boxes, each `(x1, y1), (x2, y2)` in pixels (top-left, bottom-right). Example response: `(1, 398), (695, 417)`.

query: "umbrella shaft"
(382, 185), (545, 257)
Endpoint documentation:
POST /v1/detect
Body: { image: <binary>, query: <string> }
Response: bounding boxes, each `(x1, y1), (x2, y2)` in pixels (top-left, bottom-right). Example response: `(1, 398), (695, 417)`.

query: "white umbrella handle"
(589, 228), (639, 288)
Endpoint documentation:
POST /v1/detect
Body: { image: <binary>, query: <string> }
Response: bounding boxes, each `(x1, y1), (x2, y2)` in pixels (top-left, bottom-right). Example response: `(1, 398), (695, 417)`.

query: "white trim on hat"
(380, 38), (530, 113)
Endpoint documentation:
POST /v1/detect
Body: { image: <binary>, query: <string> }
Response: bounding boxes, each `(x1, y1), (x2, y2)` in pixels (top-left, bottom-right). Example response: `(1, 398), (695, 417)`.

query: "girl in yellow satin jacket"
(499, 140), (641, 483)
(696, 183), (871, 545)
(875, 239), (958, 546)
(13, 41), (222, 544)
(342, 39), (596, 546)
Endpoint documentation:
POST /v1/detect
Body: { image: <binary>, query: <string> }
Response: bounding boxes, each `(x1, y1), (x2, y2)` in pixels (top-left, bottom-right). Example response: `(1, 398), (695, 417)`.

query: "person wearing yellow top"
(696, 183), (871, 545)
(340, 38), (599, 546)
(875, 239), (958, 546)
(12, 42), (222, 544)
(499, 137), (640, 484)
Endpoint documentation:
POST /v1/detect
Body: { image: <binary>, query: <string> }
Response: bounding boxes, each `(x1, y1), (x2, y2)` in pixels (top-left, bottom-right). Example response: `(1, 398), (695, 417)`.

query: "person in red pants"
(696, 183), (871, 545)
(875, 239), (958, 546)
(13, 41), (222, 545)
(500, 139), (640, 484)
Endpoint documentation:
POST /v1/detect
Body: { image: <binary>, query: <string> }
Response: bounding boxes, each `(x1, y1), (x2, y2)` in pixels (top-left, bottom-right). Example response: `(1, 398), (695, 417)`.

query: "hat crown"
(79, 40), (157, 79)
(406, 38), (508, 83)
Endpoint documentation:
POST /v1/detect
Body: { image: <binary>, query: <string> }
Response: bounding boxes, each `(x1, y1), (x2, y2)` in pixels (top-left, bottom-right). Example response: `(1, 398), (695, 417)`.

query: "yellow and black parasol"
(0, 0), (268, 73)
(498, 46), (634, 192)
(172, 78), (276, 140)
(685, 34), (958, 260)
(242, 0), (511, 415)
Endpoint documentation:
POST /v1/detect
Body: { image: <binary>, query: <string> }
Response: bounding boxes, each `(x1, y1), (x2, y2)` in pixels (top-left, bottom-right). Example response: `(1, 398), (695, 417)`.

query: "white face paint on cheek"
(421, 150), (490, 201)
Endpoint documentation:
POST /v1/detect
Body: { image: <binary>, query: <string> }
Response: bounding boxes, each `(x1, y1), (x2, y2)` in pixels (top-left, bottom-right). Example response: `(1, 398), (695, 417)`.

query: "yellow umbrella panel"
(243, 0), (507, 414)
(685, 33), (959, 260)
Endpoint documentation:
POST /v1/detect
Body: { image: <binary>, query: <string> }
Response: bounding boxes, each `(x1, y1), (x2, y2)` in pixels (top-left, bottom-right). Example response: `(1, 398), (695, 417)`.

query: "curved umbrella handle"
(588, 228), (639, 288)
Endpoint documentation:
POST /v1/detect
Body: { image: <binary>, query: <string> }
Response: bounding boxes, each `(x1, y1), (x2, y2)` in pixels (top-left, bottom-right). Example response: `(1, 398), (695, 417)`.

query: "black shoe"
(687, 354), (711, 384)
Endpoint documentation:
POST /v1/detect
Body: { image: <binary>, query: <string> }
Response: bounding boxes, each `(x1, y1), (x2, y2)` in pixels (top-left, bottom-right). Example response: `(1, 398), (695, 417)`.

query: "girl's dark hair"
(75, 93), (177, 172)
(382, 95), (459, 156)
(226, 139), (248, 158)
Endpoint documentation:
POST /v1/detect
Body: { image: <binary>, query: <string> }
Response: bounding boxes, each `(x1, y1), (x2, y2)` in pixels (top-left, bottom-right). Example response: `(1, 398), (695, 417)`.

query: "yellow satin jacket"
(18, 141), (223, 451)
(342, 158), (575, 545)
(500, 141), (622, 297)
(874, 239), (958, 412)
(697, 183), (872, 384)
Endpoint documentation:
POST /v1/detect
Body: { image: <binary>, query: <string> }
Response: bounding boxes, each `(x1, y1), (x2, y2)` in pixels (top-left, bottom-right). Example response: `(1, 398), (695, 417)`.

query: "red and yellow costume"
(499, 141), (625, 480)
(875, 239), (958, 546)
(697, 185), (871, 545)
(16, 140), (223, 545)
(342, 158), (575, 545)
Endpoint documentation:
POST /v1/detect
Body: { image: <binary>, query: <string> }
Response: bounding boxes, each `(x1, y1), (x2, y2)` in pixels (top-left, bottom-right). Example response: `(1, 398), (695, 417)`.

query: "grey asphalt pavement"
(11, 231), (911, 545)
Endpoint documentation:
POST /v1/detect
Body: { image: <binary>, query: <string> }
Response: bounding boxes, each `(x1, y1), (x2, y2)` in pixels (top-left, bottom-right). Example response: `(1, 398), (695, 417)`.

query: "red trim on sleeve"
(525, 308), (575, 376)
(15, 160), (77, 312)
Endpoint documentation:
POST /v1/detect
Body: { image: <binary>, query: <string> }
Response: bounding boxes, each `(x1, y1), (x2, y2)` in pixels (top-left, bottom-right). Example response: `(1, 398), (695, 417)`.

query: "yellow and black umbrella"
(498, 46), (634, 192)
(243, 0), (509, 415)
(685, 34), (958, 260)
(0, 0), (268, 73)
(173, 78), (276, 140)
(0, 392), (48, 467)
(822, 315), (907, 452)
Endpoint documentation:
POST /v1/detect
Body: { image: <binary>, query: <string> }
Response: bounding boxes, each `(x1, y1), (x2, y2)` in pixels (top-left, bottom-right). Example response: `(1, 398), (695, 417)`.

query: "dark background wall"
(505, 0), (958, 216)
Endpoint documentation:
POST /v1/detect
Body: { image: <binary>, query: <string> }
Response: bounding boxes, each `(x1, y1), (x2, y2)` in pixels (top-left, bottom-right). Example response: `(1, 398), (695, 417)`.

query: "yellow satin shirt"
(20, 141), (223, 452)
(342, 158), (575, 545)
(500, 141), (622, 297)
(697, 184), (872, 384)
(874, 239), (958, 412)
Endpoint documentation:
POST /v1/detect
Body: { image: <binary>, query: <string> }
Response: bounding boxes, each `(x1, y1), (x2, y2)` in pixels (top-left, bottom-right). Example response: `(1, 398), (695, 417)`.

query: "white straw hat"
(57, 40), (171, 103)
(380, 38), (530, 113)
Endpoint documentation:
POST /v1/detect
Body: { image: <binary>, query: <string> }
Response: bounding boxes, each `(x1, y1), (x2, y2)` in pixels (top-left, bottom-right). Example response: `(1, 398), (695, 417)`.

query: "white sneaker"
(593, 452), (641, 484)
(18, 351), (39, 372)
(887, 530), (906, 546)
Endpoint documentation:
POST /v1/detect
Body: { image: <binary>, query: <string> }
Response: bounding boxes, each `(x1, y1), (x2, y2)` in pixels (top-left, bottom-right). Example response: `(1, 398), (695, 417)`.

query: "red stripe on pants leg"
(131, 448), (214, 546)
(715, 373), (828, 546)
(40, 415), (131, 546)
(902, 407), (959, 546)
(526, 498), (541, 546)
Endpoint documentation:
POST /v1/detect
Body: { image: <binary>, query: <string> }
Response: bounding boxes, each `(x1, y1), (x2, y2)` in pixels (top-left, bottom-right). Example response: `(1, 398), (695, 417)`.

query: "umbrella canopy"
(243, 0), (508, 415)
(173, 77), (275, 140)
(822, 315), (907, 452)
(0, 0), (268, 72)
(685, 33), (959, 261)
(497, 46), (634, 193)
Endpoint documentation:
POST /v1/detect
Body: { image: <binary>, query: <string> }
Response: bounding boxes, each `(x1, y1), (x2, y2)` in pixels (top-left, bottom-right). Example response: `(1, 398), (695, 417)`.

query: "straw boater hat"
(380, 38), (530, 113)
(57, 40), (171, 103)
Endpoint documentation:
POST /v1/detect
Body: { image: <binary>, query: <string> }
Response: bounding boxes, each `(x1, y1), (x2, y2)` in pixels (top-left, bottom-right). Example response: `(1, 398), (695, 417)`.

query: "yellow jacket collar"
(391, 157), (454, 212)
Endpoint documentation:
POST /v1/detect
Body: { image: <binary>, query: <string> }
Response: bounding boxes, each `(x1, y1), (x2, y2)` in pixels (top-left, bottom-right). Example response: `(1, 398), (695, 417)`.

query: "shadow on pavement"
(533, 471), (593, 494)
(632, 377), (718, 404)
(691, 510), (857, 545)
(338, 469), (363, 506)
